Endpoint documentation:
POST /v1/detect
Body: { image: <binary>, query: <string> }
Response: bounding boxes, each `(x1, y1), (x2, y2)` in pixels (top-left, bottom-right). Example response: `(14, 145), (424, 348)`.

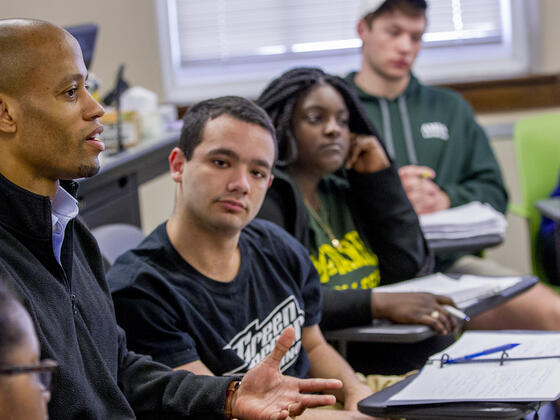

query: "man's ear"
(169, 147), (186, 183)
(0, 95), (17, 134)
(267, 173), (274, 188)
(357, 18), (371, 42)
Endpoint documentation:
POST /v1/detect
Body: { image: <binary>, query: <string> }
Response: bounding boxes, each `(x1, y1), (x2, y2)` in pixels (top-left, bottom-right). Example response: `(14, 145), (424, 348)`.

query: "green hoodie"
(346, 72), (508, 269)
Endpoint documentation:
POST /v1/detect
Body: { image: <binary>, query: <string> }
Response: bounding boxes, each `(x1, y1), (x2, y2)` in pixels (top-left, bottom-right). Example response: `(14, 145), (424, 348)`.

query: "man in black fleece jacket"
(0, 18), (340, 420)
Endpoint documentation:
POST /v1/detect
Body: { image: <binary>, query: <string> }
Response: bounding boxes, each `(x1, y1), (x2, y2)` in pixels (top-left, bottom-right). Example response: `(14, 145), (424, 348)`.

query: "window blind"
(170, 0), (503, 65)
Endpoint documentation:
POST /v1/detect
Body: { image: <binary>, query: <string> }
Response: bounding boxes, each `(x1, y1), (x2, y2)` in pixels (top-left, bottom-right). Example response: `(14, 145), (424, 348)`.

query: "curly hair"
(256, 67), (380, 167)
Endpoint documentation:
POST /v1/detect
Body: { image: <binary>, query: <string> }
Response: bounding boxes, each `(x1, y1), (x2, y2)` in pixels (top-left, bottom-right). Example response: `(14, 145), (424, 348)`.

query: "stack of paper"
(419, 201), (507, 240)
(375, 273), (522, 308)
(386, 331), (560, 404)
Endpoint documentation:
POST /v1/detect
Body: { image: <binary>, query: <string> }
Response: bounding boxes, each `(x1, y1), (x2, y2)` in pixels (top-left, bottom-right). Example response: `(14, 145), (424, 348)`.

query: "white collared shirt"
(51, 186), (79, 264)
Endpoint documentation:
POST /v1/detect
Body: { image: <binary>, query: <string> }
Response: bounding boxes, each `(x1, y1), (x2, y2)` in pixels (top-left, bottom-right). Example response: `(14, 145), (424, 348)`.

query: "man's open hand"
(231, 327), (342, 420)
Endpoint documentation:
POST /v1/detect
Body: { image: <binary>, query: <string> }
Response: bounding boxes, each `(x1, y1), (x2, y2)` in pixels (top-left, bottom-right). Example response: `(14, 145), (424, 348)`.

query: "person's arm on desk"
(371, 291), (458, 334)
(320, 288), (460, 334)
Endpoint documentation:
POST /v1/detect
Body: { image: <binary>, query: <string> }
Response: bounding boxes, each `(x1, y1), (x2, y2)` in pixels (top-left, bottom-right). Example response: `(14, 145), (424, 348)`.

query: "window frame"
(155, 0), (538, 104)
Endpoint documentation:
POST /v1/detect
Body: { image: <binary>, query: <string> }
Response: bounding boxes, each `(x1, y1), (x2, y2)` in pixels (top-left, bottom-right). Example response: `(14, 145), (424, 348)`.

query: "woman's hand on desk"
(370, 292), (458, 335)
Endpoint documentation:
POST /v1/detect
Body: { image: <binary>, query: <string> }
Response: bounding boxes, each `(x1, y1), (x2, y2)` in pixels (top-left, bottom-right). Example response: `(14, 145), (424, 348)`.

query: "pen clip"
(499, 350), (510, 366)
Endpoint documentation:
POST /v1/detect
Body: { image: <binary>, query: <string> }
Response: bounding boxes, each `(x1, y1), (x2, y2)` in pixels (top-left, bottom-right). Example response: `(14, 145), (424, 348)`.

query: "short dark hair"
(364, 0), (427, 27)
(0, 281), (25, 366)
(178, 96), (278, 161)
(256, 67), (381, 167)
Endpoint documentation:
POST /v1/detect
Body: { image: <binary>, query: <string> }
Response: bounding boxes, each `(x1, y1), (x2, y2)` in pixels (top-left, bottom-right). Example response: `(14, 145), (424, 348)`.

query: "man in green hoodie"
(346, 0), (560, 330)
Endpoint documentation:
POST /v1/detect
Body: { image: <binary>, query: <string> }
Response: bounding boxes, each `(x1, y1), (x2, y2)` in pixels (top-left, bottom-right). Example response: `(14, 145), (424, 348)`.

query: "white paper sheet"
(387, 332), (560, 405)
(420, 202), (507, 240)
(375, 273), (521, 307)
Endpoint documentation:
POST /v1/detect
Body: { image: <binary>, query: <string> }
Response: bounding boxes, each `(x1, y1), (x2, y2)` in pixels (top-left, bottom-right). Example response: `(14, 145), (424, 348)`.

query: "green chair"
(510, 112), (560, 282)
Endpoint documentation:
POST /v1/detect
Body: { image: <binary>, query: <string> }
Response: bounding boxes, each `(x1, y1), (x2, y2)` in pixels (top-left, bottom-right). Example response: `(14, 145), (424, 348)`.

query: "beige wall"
(537, 0), (560, 73)
(485, 139), (532, 275)
(4, 0), (164, 99)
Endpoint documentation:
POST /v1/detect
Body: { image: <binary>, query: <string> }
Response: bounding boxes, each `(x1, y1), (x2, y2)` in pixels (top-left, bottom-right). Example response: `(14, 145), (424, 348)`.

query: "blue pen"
(446, 343), (520, 364)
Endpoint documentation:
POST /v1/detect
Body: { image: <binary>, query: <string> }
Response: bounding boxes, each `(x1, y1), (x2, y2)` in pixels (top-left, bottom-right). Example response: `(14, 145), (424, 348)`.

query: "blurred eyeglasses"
(0, 359), (58, 391)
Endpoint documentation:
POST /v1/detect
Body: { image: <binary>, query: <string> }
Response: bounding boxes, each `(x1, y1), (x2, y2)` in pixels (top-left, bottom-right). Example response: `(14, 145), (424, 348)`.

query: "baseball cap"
(357, 0), (386, 20)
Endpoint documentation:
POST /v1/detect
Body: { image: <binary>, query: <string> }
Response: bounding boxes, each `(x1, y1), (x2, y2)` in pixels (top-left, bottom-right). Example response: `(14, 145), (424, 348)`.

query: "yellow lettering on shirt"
(310, 230), (380, 289)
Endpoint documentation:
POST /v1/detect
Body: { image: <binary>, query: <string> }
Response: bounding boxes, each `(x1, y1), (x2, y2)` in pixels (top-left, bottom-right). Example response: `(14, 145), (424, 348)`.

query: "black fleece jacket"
(257, 166), (434, 330)
(0, 174), (232, 420)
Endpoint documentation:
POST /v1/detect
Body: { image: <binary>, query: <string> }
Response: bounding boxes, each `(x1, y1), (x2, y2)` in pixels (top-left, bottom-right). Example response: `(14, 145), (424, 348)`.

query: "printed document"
(420, 201), (507, 239)
(374, 273), (522, 308)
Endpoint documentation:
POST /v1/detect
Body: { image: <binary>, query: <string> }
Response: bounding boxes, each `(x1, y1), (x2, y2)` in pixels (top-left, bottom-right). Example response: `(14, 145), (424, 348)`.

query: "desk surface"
(323, 276), (537, 345)
(76, 131), (179, 229)
(358, 372), (538, 419)
(536, 198), (560, 221)
(428, 234), (503, 255)
(324, 322), (434, 344)
(83, 130), (180, 189)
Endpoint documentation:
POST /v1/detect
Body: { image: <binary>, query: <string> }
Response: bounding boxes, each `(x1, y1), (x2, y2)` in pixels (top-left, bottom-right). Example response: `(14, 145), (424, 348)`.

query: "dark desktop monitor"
(65, 23), (98, 69)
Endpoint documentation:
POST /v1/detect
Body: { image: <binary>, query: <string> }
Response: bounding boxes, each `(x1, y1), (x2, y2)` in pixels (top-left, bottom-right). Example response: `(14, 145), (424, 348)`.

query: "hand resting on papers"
(370, 292), (459, 334)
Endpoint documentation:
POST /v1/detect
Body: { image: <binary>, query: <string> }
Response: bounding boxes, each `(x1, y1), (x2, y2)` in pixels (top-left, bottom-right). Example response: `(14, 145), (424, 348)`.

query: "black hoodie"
(0, 173), (232, 420)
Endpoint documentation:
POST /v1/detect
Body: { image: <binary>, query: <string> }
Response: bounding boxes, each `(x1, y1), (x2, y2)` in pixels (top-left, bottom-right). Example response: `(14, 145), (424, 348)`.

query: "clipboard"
(358, 372), (539, 420)
(462, 275), (537, 318)
(324, 275), (538, 357)
(428, 233), (503, 255)
(358, 331), (560, 419)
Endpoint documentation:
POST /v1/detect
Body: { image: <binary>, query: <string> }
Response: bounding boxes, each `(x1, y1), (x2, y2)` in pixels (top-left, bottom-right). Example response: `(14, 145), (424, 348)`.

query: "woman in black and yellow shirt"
(256, 67), (456, 374)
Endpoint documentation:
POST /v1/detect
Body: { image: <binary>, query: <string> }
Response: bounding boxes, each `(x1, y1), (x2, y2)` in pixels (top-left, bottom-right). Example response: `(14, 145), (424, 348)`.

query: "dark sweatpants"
(344, 333), (456, 375)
